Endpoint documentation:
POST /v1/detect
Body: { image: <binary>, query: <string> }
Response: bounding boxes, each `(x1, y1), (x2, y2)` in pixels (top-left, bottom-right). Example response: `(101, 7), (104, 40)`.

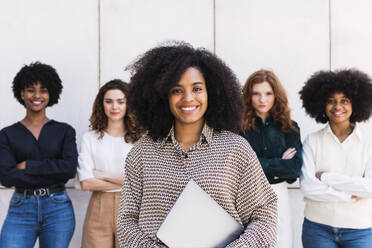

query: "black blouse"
(0, 120), (78, 189)
(240, 116), (303, 184)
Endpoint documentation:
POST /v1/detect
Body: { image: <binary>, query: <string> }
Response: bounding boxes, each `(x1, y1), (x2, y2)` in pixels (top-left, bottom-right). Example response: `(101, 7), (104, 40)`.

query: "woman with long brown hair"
(240, 69), (302, 248)
(77, 79), (142, 248)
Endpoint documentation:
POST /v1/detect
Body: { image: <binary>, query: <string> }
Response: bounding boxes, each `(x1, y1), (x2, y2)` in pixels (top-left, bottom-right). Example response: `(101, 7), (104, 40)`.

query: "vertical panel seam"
(213, 0), (216, 54)
(98, 0), (101, 87)
(329, 0), (332, 70)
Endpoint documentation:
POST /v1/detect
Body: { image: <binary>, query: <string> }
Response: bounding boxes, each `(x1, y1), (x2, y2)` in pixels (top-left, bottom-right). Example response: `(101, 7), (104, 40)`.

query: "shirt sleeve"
(320, 154), (372, 198)
(300, 136), (352, 202)
(116, 149), (166, 248)
(259, 123), (303, 182)
(77, 132), (95, 181)
(226, 142), (277, 248)
(0, 130), (57, 187)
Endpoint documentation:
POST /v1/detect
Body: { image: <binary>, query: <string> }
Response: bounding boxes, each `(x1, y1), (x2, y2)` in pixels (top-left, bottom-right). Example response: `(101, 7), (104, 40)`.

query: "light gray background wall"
(1, 0), (372, 247)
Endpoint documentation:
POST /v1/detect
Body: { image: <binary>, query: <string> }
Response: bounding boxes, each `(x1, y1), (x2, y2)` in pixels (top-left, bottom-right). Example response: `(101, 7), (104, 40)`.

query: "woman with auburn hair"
(77, 79), (143, 248)
(117, 42), (277, 247)
(299, 69), (372, 248)
(240, 69), (302, 248)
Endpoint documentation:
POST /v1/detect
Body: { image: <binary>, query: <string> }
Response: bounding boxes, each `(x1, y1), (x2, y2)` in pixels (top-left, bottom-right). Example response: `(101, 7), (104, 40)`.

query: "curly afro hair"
(12, 62), (63, 107)
(127, 41), (243, 141)
(299, 69), (372, 123)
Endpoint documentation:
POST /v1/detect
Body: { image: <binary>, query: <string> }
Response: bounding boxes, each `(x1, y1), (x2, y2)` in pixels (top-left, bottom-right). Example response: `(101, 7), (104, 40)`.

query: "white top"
(300, 124), (372, 228)
(77, 131), (132, 192)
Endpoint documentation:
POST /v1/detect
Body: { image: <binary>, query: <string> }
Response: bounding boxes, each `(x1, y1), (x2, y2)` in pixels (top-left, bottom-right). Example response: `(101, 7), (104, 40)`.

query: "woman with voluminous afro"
(117, 41), (278, 248)
(300, 69), (372, 123)
(299, 69), (372, 248)
(127, 41), (243, 140)
(12, 61), (63, 107)
(0, 62), (77, 247)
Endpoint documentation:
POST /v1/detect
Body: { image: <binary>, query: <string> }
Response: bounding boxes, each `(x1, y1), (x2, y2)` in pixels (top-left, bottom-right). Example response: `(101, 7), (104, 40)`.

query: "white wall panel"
(331, 0), (372, 72)
(100, 0), (214, 84)
(215, 0), (330, 139)
(0, 0), (99, 143)
(331, 0), (372, 134)
(0, 2), (99, 247)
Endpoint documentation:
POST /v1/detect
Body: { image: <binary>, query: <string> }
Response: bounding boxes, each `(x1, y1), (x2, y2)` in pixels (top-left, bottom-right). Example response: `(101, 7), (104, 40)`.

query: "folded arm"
(259, 126), (303, 182)
(0, 130), (62, 187)
(80, 177), (121, 191)
(300, 136), (352, 202)
(320, 155), (372, 198)
(24, 127), (78, 179)
(93, 169), (124, 185)
(77, 134), (122, 191)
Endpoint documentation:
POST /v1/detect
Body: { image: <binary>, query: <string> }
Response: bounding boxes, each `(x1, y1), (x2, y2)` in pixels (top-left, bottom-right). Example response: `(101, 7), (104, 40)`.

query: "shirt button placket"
(181, 152), (191, 179)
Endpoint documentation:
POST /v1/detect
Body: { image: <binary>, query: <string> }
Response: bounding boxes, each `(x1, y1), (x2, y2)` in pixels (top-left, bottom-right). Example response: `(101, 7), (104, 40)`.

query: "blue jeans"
(0, 190), (75, 248)
(302, 218), (372, 248)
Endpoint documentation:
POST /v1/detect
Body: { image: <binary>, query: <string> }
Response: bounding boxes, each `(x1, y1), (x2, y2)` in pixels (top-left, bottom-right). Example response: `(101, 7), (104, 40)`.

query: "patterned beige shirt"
(117, 124), (277, 248)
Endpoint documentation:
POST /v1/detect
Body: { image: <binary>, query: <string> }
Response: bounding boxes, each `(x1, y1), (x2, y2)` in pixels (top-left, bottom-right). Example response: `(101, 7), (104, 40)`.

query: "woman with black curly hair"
(240, 69), (302, 248)
(77, 79), (143, 248)
(299, 69), (372, 248)
(116, 42), (278, 248)
(0, 62), (77, 248)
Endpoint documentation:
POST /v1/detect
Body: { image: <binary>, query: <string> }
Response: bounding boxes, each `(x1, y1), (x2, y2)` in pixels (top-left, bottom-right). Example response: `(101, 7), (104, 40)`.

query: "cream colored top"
(77, 131), (132, 192)
(300, 124), (372, 228)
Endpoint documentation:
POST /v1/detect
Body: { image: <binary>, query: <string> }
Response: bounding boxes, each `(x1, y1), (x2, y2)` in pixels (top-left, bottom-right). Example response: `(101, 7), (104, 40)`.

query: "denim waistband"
(15, 184), (65, 197)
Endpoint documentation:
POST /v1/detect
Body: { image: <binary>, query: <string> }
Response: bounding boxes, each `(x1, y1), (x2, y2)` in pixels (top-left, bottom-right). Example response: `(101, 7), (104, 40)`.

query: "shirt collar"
(323, 123), (362, 142)
(160, 122), (214, 148)
(255, 114), (274, 126)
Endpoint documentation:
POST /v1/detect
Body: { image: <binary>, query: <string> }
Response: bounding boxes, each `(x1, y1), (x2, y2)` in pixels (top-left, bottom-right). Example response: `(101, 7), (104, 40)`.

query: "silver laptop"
(156, 179), (244, 248)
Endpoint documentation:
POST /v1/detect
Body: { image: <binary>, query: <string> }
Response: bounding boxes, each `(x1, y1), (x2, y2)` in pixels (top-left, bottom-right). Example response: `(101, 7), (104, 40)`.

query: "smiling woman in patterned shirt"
(117, 41), (278, 248)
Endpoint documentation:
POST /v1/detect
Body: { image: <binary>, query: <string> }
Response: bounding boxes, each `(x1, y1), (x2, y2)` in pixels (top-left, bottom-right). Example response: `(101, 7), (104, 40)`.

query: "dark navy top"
(0, 120), (78, 189)
(240, 115), (303, 184)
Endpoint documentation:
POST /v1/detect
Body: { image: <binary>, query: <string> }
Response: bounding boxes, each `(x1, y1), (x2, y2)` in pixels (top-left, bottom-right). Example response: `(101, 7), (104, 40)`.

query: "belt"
(15, 184), (65, 197)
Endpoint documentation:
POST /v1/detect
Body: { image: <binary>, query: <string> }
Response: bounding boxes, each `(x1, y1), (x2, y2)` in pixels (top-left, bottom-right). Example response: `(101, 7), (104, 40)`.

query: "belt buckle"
(34, 188), (47, 197)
